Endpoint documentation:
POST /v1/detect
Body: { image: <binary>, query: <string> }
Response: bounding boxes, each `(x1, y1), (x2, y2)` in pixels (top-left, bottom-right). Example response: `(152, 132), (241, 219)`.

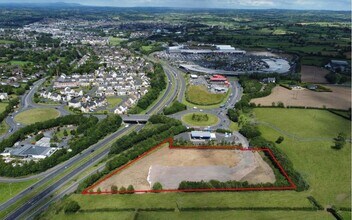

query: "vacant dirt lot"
(301, 65), (329, 83)
(251, 85), (351, 110)
(93, 144), (275, 192)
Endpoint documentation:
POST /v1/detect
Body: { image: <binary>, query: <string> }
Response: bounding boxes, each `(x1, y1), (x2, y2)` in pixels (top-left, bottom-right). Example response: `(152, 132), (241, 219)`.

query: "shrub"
(152, 182), (163, 191)
(275, 136), (284, 144)
(119, 186), (126, 194)
(111, 185), (118, 194)
(64, 200), (80, 214)
(35, 133), (44, 141)
(127, 185), (135, 193)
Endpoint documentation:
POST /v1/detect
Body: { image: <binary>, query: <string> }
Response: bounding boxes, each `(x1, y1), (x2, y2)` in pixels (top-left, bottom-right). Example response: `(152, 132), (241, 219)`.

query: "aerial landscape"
(0, 0), (350, 219)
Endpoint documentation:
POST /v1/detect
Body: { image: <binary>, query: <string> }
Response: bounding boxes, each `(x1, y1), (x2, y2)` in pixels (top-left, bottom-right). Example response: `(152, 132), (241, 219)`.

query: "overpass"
(120, 114), (151, 124)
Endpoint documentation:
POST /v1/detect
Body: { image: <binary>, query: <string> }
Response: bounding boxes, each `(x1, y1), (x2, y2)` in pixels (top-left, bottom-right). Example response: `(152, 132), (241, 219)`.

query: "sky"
(0, 0), (351, 10)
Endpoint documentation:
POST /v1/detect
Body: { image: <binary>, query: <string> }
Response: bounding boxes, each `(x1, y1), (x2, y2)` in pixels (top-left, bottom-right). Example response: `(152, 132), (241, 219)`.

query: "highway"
(3, 58), (180, 220)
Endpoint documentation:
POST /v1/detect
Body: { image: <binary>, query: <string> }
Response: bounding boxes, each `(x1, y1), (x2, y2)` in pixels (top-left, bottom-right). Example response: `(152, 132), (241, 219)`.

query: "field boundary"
(82, 138), (296, 194)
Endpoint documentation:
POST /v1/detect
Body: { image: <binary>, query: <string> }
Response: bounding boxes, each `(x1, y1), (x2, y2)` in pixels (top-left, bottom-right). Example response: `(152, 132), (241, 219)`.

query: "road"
(3, 57), (179, 220)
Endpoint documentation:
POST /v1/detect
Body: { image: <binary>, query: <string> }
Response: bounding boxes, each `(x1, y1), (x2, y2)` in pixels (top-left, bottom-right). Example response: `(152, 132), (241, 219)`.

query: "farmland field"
(251, 85), (351, 110)
(253, 108), (351, 208)
(300, 65), (329, 83)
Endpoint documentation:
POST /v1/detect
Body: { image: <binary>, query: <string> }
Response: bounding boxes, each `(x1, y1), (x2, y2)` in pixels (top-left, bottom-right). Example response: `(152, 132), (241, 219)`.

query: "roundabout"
(181, 112), (219, 127)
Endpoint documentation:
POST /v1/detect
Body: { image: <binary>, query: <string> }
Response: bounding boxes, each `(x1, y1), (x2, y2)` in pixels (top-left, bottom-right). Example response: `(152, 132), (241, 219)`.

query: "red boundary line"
(82, 138), (296, 194)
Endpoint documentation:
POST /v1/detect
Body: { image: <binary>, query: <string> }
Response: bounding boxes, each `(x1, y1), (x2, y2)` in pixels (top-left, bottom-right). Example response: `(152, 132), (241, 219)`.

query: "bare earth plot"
(93, 144), (275, 192)
(300, 65), (329, 83)
(251, 85), (351, 110)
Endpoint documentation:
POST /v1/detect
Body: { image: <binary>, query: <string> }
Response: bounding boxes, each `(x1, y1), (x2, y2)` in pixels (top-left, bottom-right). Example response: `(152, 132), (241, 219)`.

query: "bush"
(64, 200), (80, 214)
(152, 182), (163, 191)
(275, 136), (284, 144)
(227, 109), (238, 122)
(111, 185), (118, 194)
(239, 124), (261, 139)
(35, 133), (44, 141)
(127, 185), (134, 193)
(119, 186), (126, 194)
(163, 101), (187, 115)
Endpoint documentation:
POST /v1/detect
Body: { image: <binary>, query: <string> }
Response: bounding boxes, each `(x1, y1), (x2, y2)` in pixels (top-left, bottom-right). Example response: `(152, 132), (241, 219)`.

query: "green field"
(7, 60), (32, 66)
(181, 113), (219, 126)
(106, 97), (122, 109)
(0, 102), (8, 113)
(49, 210), (333, 220)
(0, 121), (9, 135)
(253, 108), (351, 208)
(0, 40), (15, 44)
(0, 179), (39, 204)
(14, 108), (60, 125)
(68, 191), (313, 210)
(185, 85), (227, 106)
(109, 37), (126, 46)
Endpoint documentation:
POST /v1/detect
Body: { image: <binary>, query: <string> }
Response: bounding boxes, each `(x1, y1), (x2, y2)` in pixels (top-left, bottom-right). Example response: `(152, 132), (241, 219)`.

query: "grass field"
(0, 179), (39, 204)
(14, 108), (60, 125)
(136, 210), (332, 220)
(109, 37), (126, 46)
(7, 60), (32, 66)
(0, 40), (15, 44)
(49, 210), (332, 220)
(0, 121), (9, 135)
(185, 85), (227, 106)
(181, 113), (219, 126)
(106, 97), (122, 109)
(0, 102), (8, 113)
(253, 108), (351, 208)
(70, 191), (312, 209)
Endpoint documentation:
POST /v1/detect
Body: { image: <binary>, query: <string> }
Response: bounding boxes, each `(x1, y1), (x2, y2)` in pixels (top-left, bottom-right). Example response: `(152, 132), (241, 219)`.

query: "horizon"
(0, 0), (350, 11)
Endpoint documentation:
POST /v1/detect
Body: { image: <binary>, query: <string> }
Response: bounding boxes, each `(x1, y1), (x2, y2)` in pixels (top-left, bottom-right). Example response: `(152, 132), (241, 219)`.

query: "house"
(68, 98), (82, 108)
(325, 60), (350, 72)
(0, 93), (8, 100)
(307, 84), (318, 90)
(114, 105), (128, 114)
(262, 77), (276, 84)
(49, 93), (62, 102)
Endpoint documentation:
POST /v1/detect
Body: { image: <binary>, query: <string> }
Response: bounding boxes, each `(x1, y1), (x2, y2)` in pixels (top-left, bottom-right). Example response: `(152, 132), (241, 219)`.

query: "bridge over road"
(121, 114), (150, 123)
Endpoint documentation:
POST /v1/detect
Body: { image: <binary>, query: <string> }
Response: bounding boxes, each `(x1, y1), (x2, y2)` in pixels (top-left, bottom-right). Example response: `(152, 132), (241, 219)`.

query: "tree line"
(163, 101), (187, 115)
(128, 63), (166, 114)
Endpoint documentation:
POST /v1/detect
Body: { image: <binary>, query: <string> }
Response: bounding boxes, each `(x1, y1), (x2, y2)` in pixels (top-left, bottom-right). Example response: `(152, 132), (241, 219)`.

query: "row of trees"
(77, 115), (187, 193)
(0, 115), (122, 177)
(178, 179), (286, 190)
(0, 98), (19, 124)
(128, 63), (166, 113)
